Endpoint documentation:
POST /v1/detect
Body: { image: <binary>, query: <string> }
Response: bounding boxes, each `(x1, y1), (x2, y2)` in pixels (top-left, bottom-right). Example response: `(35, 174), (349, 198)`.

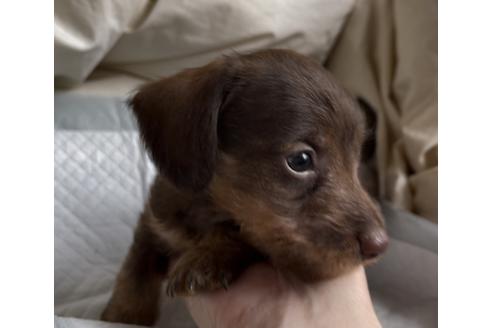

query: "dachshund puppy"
(101, 49), (388, 325)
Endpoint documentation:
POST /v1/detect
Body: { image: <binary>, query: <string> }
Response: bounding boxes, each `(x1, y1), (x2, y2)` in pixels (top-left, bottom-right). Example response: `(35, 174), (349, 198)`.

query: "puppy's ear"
(129, 59), (231, 191)
(356, 97), (378, 162)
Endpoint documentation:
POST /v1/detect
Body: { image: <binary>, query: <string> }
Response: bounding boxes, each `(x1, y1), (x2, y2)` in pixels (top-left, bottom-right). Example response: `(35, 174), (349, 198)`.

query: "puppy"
(101, 49), (388, 325)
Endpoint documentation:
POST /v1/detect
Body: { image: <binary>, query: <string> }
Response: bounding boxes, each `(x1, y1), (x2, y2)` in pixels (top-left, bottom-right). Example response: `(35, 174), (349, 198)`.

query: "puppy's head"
(130, 49), (388, 281)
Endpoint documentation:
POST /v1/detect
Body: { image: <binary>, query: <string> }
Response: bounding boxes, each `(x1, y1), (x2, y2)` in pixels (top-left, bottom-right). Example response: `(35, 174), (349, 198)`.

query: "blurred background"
(54, 1), (437, 327)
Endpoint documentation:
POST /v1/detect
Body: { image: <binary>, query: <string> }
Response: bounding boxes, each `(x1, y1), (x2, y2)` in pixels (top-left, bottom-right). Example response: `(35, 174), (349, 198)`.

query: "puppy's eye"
(286, 151), (313, 172)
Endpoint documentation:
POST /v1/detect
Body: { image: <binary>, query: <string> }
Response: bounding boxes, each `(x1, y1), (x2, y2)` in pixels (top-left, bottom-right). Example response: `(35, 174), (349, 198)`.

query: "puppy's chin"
(361, 254), (384, 267)
(269, 243), (363, 282)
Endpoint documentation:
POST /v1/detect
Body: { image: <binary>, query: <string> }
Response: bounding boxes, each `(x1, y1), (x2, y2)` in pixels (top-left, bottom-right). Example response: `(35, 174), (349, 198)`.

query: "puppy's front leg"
(101, 219), (168, 326)
(166, 224), (260, 296)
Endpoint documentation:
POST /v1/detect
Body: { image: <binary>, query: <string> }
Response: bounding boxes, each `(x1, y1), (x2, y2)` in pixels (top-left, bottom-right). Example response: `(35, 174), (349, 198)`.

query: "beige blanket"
(54, 0), (355, 86)
(326, 0), (438, 223)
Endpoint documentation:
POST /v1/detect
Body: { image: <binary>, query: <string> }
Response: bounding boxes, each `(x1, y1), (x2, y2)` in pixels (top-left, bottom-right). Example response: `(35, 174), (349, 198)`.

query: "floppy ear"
(129, 59), (231, 191)
(356, 97), (378, 162)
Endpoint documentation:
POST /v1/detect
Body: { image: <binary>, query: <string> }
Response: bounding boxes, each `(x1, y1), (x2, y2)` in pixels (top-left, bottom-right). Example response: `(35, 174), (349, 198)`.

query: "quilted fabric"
(55, 131), (154, 317)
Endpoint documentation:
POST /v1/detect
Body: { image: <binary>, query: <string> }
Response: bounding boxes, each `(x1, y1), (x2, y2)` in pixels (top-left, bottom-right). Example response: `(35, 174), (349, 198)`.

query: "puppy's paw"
(166, 251), (236, 297)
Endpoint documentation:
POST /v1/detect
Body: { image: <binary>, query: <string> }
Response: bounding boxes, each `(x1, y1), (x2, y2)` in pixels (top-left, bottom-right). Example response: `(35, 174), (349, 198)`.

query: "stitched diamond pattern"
(54, 131), (156, 318)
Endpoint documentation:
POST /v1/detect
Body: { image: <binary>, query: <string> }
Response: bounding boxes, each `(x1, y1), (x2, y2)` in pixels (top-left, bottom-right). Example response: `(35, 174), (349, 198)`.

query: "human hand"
(185, 263), (381, 328)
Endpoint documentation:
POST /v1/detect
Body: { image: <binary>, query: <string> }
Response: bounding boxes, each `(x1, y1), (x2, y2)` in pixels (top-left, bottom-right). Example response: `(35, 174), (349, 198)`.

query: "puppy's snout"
(357, 228), (388, 259)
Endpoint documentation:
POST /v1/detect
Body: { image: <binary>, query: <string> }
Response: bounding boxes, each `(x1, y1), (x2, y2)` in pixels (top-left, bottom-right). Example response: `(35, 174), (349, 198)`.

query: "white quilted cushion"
(55, 131), (155, 317)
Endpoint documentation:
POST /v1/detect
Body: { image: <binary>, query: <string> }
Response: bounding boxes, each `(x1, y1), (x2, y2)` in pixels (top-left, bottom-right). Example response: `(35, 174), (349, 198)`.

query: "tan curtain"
(326, 0), (437, 223)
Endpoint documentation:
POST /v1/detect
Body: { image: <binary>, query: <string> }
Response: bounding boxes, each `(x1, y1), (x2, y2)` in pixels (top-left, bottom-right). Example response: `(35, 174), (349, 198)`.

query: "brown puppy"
(101, 49), (388, 325)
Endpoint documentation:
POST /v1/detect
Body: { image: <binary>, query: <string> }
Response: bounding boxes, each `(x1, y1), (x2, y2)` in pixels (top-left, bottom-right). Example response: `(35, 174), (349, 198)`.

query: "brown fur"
(101, 49), (388, 325)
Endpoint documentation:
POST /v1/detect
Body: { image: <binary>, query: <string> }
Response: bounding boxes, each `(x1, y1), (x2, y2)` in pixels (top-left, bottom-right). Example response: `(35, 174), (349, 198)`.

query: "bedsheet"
(54, 88), (437, 328)
(55, 0), (355, 86)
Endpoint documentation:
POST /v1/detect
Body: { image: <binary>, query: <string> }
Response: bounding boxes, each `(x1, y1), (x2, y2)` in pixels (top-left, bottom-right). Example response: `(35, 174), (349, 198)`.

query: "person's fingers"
(185, 264), (381, 328)
(185, 296), (217, 328)
(185, 263), (288, 328)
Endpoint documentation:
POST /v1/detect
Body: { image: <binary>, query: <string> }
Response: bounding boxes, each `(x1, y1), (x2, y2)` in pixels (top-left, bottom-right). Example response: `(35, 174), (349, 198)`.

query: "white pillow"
(55, 0), (355, 86)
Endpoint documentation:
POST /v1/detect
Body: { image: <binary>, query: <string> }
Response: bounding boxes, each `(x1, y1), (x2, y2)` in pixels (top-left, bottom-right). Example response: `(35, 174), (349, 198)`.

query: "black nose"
(358, 228), (389, 259)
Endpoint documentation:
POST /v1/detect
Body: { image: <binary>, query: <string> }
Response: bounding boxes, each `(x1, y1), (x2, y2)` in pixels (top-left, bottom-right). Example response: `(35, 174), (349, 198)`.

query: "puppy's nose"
(358, 228), (389, 259)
